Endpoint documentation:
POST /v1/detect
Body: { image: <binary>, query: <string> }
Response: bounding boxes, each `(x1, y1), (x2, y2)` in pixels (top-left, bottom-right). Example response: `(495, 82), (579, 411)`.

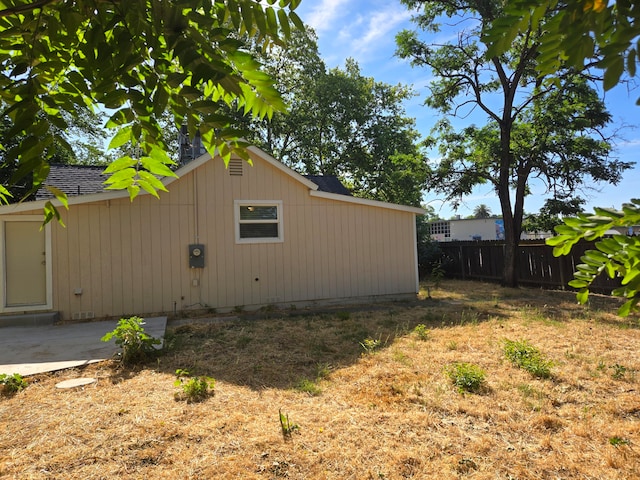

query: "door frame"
(0, 216), (53, 312)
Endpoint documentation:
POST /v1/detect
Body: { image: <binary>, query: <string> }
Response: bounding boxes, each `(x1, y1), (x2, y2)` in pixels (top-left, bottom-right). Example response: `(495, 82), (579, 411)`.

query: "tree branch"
(0, 0), (59, 18)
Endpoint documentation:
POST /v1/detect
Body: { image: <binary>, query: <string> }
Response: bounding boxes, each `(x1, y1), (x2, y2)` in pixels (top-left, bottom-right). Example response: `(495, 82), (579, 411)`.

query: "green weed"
(445, 362), (486, 393)
(609, 436), (630, 448)
(413, 323), (430, 341)
(279, 409), (299, 440)
(101, 316), (161, 365)
(174, 369), (215, 403)
(316, 362), (332, 380)
(295, 378), (322, 396)
(0, 373), (28, 394)
(360, 337), (381, 354)
(503, 339), (553, 379)
(610, 363), (627, 380)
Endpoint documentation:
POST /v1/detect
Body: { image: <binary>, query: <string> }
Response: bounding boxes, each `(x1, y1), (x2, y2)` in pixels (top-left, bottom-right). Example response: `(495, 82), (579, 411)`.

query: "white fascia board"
(309, 190), (426, 214)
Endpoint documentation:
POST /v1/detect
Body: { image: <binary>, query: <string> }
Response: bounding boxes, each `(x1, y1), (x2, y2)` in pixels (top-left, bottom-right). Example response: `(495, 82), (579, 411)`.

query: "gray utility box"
(188, 244), (205, 268)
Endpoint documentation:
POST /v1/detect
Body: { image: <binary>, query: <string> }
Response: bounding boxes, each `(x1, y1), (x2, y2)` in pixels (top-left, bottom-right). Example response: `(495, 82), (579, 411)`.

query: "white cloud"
(349, 7), (412, 57)
(303, 0), (350, 33)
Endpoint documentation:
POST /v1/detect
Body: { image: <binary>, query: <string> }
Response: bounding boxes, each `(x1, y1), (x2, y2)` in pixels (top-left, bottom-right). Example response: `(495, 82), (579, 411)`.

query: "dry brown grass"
(1, 280), (640, 479)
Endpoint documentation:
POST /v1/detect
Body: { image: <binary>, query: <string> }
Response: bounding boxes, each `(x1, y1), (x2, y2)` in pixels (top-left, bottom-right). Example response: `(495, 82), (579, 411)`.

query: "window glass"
(240, 205), (278, 221)
(235, 201), (283, 243)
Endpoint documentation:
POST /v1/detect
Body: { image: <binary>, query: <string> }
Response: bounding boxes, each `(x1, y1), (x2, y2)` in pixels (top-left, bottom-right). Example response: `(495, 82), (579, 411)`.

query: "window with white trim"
(234, 200), (283, 243)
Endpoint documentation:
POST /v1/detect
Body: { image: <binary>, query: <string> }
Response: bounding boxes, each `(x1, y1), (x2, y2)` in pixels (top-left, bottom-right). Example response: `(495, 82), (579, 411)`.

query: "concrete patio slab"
(0, 317), (167, 376)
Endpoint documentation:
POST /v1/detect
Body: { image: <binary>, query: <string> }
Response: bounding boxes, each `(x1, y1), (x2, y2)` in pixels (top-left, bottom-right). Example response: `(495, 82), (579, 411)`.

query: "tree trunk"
(502, 224), (519, 288)
(498, 119), (518, 288)
(499, 190), (519, 288)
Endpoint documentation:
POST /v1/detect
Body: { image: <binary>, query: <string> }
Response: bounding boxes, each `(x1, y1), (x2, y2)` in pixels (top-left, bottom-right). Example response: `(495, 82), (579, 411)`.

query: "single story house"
(430, 217), (505, 242)
(0, 146), (423, 321)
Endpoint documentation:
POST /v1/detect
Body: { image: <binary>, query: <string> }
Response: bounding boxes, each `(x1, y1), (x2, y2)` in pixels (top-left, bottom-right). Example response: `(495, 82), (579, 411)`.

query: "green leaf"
(138, 170), (168, 193)
(104, 168), (137, 186)
(140, 156), (177, 178)
(618, 298), (639, 317)
(576, 288), (589, 304)
(44, 186), (69, 209)
(43, 201), (65, 227)
(603, 55), (625, 90)
(0, 185), (13, 204)
(126, 185), (140, 200)
(103, 156), (138, 174)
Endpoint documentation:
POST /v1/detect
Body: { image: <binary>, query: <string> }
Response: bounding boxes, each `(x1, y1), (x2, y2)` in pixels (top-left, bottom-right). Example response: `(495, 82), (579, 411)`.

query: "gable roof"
(36, 164), (109, 200)
(36, 167), (354, 200)
(0, 146), (424, 215)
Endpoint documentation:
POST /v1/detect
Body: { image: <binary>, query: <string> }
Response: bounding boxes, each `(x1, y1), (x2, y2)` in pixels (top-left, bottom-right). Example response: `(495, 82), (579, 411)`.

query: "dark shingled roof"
(35, 165), (352, 200)
(35, 164), (109, 200)
(304, 175), (352, 196)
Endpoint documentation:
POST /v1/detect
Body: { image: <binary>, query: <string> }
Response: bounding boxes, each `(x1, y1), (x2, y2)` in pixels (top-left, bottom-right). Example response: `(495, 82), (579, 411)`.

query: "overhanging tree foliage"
(0, 107), (110, 200)
(0, 0), (302, 222)
(547, 200), (640, 316)
(396, 0), (631, 287)
(484, 0), (640, 98)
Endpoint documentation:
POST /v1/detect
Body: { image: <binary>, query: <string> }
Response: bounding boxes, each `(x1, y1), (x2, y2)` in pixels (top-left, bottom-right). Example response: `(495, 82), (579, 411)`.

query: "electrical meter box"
(188, 244), (205, 268)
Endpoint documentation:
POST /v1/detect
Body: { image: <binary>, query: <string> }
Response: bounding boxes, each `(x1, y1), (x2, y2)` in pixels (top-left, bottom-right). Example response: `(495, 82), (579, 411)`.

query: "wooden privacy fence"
(438, 240), (621, 294)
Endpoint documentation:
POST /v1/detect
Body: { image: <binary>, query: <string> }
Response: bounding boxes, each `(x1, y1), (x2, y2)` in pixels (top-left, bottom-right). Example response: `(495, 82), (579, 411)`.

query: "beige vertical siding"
(14, 153), (418, 320)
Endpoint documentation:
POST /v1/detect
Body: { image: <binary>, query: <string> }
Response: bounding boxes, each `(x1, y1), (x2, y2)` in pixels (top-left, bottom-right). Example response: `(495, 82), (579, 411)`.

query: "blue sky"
(295, 0), (640, 218)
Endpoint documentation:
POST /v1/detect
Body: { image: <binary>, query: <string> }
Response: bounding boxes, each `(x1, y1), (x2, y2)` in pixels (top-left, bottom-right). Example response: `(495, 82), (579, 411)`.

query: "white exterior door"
(1, 217), (52, 311)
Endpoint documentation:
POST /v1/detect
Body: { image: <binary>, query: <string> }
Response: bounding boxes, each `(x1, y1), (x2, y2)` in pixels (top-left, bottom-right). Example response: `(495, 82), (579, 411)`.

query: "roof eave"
(309, 190), (425, 214)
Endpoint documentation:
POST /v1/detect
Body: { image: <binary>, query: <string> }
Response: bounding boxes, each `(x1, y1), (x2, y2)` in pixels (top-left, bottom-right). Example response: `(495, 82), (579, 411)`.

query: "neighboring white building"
(429, 218), (505, 242)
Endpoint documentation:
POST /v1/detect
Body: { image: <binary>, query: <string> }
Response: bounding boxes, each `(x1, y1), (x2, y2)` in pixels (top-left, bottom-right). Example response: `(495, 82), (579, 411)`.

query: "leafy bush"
(503, 339), (553, 379)
(174, 369), (215, 403)
(445, 362), (486, 393)
(101, 316), (161, 365)
(360, 337), (381, 354)
(295, 378), (322, 396)
(413, 323), (430, 341)
(0, 373), (28, 394)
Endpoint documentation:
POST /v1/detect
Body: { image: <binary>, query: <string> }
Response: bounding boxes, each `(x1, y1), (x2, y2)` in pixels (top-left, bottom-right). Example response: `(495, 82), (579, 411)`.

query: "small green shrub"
(360, 337), (381, 354)
(610, 363), (627, 380)
(0, 373), (28, 394)
(413, 323), (430, 341)
(295, 378), (322, 396)
(503, 339), (553, 379)
(174, 369), (215, 403)
(316, 362), (332, 380)
(445, 362), (486, 393)
(609, 436), (630, 447)
(279, 409), (299, 440)
(101, 316), (161, 365)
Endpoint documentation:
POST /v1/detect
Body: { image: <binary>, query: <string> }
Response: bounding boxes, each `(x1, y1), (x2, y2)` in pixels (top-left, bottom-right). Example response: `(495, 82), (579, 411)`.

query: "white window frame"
(234, 200), (284, 244)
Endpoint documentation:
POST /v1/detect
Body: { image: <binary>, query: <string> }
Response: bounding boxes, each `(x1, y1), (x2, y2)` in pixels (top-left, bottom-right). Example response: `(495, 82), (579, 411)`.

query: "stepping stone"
(55, 378), (96, 389)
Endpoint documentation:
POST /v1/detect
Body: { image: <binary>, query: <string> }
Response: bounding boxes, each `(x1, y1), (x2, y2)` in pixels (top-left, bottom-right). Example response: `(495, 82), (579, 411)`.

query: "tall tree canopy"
(0, 0), (302, 221)
(396, 0), (632, 286)
(483, 1), (640, 315)
(237, 29), (429, 206)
